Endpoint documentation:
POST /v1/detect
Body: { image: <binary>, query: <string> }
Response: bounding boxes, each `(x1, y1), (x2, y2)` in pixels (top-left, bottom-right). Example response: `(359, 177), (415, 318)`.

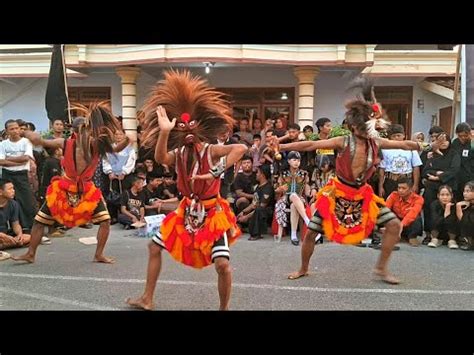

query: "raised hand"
(156, 105), (176, 132)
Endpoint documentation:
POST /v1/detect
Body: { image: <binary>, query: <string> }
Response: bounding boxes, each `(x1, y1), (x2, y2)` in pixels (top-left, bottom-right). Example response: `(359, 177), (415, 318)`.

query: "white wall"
(0, 66), (461, 138)
(1, 78), (49, 132)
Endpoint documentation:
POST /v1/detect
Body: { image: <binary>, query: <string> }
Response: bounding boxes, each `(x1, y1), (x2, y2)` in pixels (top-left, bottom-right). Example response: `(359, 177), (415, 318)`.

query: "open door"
(439, 106), (453, 136)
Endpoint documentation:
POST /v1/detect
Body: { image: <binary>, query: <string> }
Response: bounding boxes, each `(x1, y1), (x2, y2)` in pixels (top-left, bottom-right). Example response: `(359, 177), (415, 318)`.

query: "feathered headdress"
(345, 76), (390, 138)
(70, 101), (121, 163)
(140, 69), (235, 151)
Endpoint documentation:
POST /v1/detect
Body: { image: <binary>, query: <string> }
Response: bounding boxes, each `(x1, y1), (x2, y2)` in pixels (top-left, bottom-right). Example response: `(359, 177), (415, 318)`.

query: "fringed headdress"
(345, 76), (390, 138)
(70, 101), (121, 163)
(140, 69), (235, 151)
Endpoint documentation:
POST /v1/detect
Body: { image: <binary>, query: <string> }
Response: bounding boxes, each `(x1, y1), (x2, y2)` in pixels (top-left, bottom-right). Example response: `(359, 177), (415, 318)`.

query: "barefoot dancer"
(12, 103), (127, 264)
(127, 70), (247, 310)
(273, 76), (435, 284)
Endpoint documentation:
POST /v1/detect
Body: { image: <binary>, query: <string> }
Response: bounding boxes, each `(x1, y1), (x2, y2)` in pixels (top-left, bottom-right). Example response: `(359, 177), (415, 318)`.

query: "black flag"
(45, 44), (70, 123)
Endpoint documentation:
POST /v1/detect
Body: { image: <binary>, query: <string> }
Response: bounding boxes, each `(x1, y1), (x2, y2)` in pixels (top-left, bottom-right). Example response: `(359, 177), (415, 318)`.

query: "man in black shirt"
(142, 173), (163, 217)
(451, 122), (474, 201)
(238, 165), (275, 240)
(232, 155), (257, 215)
(118, 175), (145, 229)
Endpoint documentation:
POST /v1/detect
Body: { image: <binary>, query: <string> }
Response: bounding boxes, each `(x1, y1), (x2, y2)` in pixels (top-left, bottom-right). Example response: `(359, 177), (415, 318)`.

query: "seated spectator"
(427, 185), (458, 249)
(142, 173), (164, 217)
(158, 172), (178, 199)
(232, 155), (257, 216)
(143, 158), (166, 177)
(456, 181), (474, 251)
(274, 151), (311, 245)
(237, 165), (274, 241)
(0, 179), (32, 250)
(385, 178), (424, 246)
(118, 175), (145, 229)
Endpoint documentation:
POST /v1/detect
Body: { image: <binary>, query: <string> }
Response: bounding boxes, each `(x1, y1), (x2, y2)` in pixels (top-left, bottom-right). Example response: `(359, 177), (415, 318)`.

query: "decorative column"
(293, 66), (320, 129)
(116, 66), (141, 141)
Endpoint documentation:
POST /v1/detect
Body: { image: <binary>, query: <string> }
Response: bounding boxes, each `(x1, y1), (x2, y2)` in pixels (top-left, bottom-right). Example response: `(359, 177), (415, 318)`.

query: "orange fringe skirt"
(45, 177), (102, 228)
(314, 177), (385, 244)
(160, 196), (241, 269)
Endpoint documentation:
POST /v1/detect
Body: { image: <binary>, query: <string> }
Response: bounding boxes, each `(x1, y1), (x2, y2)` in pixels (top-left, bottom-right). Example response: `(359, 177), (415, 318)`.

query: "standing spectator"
(261, 118), (274, 139)
(118, 175), (145, 229)
(451, 122), (474, 201)
(273, 115), (287, 137)
(456, 181), (474, 251)
(314, 117), (335, 168)
(421, 137), (460, 245)
(301, 125), (316, 177)
(0, 120), (36, 231)
(249, 134), (263, 172)
(40, 146), (65, 237)
(235, 118), (253, 146)
(251, 117), (263, 135)
(215, 128), (237, 201)
(44, 119), (66, 139)
(378, 124), (422, 198)
(385, 178), (424, 246)
(427, 185), (458, 249)
(102, 130), (136, 220)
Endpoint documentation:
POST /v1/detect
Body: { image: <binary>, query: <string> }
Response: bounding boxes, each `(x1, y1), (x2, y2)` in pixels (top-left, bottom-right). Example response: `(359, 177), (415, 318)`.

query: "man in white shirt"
(0, 120), (36, 230)
(378, 124), (423, 199)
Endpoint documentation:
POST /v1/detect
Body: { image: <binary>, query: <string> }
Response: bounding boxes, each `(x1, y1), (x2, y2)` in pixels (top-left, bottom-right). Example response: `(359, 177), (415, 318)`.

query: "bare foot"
(11, 253), (35, 263)
(373, 268), (400, 285)
(93, 255), (115, 264)
(288, 270), (309, 280)
(126, 297), (154, 311)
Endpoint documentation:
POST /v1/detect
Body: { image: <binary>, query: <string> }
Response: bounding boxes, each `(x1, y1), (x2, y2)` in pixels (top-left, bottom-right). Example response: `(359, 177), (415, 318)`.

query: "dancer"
(12, 103), (126, 264)
(127, 70), (247, 310)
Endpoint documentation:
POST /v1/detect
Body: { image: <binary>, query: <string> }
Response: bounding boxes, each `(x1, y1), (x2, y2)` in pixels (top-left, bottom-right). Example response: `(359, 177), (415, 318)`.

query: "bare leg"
(289, 193), (307, 221)
(94, 220), (114, 264)
(214, 257), (232, 310)
(290, 203), (300, 235)
(374, 218), (401, 284)
(126, 242), (162, 310)
(11, 222), (45, 263)
(288, 229), (318, 279)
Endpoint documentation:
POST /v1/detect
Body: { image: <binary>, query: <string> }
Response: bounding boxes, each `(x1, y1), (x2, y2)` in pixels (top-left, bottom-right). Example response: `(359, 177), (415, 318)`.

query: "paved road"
(1, 225), (473, 310)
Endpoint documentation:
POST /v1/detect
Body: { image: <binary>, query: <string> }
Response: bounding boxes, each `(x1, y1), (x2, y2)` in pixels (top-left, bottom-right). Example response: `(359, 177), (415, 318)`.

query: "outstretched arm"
(275, 136), (344, 152)
(377, 138), (420, 151)
(22, 130), (64, 150)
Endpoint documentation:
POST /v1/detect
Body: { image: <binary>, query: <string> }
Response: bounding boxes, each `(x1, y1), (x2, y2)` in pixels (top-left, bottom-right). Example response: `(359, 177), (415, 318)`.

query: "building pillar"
(116, 66), (141, 141)
(293, 66), (320, 129)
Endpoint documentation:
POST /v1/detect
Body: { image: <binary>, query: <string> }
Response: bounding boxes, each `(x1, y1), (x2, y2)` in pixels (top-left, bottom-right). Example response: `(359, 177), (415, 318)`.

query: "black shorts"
(152, 232), (231, 262)
(35, 198), (111, 226)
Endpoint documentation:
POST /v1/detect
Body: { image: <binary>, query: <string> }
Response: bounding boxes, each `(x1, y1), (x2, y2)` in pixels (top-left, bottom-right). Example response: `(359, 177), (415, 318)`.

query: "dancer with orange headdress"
(126, 70), (247, 310)
(12, 102), (127, 264)
(272, 76), (438, 284)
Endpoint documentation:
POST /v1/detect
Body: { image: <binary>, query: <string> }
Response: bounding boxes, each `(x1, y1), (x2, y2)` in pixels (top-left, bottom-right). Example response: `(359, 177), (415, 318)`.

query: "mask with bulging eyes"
(176, 113), (198, 145)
